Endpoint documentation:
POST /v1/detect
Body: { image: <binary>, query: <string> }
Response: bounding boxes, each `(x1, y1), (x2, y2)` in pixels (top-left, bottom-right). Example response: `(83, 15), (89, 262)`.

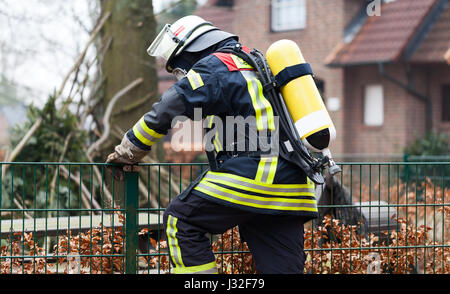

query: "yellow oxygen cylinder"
(266, 39), (337, 163)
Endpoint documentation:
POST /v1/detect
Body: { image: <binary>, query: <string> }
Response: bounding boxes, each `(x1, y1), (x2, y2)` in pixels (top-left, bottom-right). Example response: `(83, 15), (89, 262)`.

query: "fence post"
(403, 153), (409, 183)
(125, 171), (139, 274)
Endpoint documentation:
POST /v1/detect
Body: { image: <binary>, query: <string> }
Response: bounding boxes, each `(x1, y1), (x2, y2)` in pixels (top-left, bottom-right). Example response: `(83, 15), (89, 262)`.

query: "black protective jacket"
(126, 43), (318, 220)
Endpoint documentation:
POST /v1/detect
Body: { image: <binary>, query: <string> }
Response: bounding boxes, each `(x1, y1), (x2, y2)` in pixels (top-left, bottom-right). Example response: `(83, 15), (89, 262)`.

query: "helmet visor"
(147, 24), (181, 60)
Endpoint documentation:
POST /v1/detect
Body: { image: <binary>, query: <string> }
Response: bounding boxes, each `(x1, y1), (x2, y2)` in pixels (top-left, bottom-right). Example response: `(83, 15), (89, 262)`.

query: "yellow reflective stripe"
(256, 77), (275, 131)
(241, 71), (275, 132)
(256, 156), (278, 184)
(195, 181), (318, 211)
(132, 125), (154, 147)
(267, 156), (278, 184)
(132, 117), (165, 147)
(255, 157), (267, 182)
(205, 115), (222, 152)
(230, 54), (253, 69)
(245, 73), (263, 131)
(187, 69), (204, 90)
(214, 129), (223, 152)
(166, 215), (184, 268)
(307, 177), (316, 190)
(206, 171), (315, 189)
(173, 261), (218, 274)
(139, 118), (164, 139)
(206, 115), (215, 128)
(202, 178), (314, 197)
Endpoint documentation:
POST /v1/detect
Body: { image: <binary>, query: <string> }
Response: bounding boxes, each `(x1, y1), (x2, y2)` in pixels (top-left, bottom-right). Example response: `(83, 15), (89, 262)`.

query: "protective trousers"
(163, 192), (306, 274)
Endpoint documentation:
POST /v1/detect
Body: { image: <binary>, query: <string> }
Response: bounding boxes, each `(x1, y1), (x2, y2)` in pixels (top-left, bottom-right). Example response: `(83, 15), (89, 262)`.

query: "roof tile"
(328, 0), (438, 66)
(411, 3), (450, 63)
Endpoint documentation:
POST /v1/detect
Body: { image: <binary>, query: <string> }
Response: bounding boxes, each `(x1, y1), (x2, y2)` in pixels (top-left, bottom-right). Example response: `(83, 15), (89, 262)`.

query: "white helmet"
(147, 15), (237, 72)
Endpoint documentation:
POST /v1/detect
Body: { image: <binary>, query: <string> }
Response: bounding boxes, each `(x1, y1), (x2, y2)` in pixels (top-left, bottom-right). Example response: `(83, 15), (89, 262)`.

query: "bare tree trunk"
(99, 0), (158, 161)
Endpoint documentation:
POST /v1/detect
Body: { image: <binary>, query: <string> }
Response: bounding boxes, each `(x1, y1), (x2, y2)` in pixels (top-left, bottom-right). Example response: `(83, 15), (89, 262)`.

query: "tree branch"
(3, 11), (112, 166)
(56, 11), (111, 103)
(59, 165), (102, 212)
(87, 77), (144, 157)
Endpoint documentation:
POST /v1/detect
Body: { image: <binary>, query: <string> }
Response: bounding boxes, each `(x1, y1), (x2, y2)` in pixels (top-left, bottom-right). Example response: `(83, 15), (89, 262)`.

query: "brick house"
(159, 0), (450, 161)
(326, 0), (450, 155)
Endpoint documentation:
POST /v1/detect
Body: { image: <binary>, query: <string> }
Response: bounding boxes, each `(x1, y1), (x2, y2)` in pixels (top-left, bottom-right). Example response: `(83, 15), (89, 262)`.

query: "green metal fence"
(0, 162), (448, 274)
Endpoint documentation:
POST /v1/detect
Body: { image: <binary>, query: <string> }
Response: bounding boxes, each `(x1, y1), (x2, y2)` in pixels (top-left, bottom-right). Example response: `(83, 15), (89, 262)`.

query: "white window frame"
(363, 84), (384, 126)
(271, 0), (307, 32)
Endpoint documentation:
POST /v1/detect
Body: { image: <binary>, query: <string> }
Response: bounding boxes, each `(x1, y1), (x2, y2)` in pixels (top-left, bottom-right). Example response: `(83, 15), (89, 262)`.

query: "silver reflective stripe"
(214, 129), (223, 152)
(206, 115), (215, 128)
(259, 156), (273, 183)
(173, 261), (218, 274)
(166, 215), (183, 267)
(189, 75), (202, 89)
(205, 115), (222, 152)
(196, 182), (317, 210)
(241, 71), (269, 131)
(240, 70), (278, 183)
(187, 70), (204, 90)
(135, 121), (158, 143)
(203, 173), (315, 195)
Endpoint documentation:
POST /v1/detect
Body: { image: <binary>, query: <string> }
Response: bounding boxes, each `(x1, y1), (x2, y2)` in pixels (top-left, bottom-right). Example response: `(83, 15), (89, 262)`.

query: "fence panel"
(0, 163), (127, 274)
(0, 162), (448, 274)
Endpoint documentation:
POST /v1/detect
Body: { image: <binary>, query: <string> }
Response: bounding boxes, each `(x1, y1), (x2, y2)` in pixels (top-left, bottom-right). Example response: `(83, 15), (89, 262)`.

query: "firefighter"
(106, 15), (318, 274)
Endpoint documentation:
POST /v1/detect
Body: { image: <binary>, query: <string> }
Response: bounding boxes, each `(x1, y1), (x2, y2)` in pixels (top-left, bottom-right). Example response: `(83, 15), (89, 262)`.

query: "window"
(442, 84), (450, 122)
(271, 0), (306, 32)
(216, 0), (233, 7)
(363, 84), (384, 126)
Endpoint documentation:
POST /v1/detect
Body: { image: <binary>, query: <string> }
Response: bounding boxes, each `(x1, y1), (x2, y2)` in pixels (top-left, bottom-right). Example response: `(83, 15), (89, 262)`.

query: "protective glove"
(106, 135), (149, 181)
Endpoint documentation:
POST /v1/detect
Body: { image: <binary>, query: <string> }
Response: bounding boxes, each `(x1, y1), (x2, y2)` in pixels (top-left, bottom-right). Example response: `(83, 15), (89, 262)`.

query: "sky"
(0, 0), (95, 105)
(0, 0), (207, 106)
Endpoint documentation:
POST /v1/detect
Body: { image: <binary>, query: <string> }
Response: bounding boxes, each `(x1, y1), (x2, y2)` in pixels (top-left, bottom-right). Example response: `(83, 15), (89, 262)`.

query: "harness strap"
(274, 63), (313, 88)
(213, 48), (253, 72)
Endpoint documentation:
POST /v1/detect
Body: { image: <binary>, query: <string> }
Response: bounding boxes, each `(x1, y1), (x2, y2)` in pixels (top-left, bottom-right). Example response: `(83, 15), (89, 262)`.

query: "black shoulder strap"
(215, 43), (325, 184)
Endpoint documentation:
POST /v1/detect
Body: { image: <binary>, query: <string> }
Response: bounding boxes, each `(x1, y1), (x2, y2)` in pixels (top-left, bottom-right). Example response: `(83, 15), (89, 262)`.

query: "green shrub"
(404, 132), (449, 157)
